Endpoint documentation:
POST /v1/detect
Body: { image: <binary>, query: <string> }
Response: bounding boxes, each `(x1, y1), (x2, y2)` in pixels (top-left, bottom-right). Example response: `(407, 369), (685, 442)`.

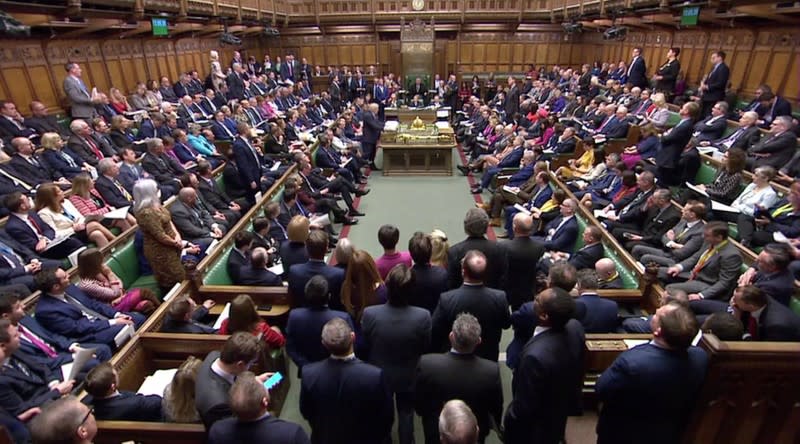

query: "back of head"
(701, 312), (744, 341)
(539, 287), (575, 329)
(227, 294), (260, 334)
(306, 230), (328, 259)
(463, 208), (489, 237)
(321, 317), (353, 356)
(450, 313), (481, 354)
(576, 269), (599, 291)
(385, 264), (414, 306)
(658, 302), (700, 349)
(548, 262), (577, 292)
(378, 224), (400, 250)
(219, 331), (262, 365)
(167, 296), (193, 321)
(228, 371), (268, 421)
(29, 396), (91, 444)
(287, 215), (311, 243)
(439, 399), (479, 444)
(461, 250), (487, 282)
(305, 275), (330, 307)
(408, 231), (432, 265)
(164, 356), (202, 423)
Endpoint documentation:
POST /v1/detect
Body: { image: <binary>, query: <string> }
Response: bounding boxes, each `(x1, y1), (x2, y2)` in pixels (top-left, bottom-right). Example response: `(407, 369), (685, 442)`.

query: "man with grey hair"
(170, 187), (223, 254)
(29, 395), (97, 444)
(141, 136), (183, 197)
(226, 63), (247, 101)
(434, 250), (510, 362)
(611, 187), (680, 251)
(531, 198), (579, 253)
(94, 157), (134, 209)
(300, 317), (393, 443)
(747, 115), (797, 170)
(207, 372), (309, 443)
(439, 400), (479, 444)
(447, 208), (507, 289)
(416, 313), (503, 444)
(67, 118), (103, 167)
(701, 110), (761, 152)
(500, 213), (544, 310)
(692, 101), (728, 143)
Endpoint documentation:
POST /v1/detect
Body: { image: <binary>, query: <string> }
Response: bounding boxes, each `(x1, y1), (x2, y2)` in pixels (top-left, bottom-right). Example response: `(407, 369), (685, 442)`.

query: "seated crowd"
(0, 46), (797, 444)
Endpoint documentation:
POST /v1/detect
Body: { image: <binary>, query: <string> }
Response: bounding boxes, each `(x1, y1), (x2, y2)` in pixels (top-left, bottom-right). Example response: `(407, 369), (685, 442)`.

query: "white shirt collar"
(330, 353), (356, 361)
(533, 325), (551, 337)
(686, 220), (700, 228)
(211, 358), (237, 385)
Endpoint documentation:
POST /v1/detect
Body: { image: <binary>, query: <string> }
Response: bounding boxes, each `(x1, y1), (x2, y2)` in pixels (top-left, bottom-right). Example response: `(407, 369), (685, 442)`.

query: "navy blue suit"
(211, 121), (236, 141)
(597, 117), (629, 139)
(574, 293), (619, 333)
(41, 148), (84, 179)
(209, 415), (310, 444)
(506, 163), (535, 188)
(408, 264), (449, 314)
(568, 242), (604, 270)
(480, 147), (525, 189)
(232, 136), (262, 202)
(237, 266), (283, 286)
(279, 242), (309, 275)
(506, 301), (536, 370)
(18, 316), (111, 375)
(596, 343), (709, 444)
(655, 119), (694, 186)
(532, 216), (579, 253)
(287, 260), (346, 311)
(286, 307), (353, 375)
(627, 56), (648, 89)
(34, 286), (145, 348)
(86, 391), (163, 421)
(95, 175), (133, 209)
(0, 353), (61, 415)
(300, 357), (394, 444)
(5, 213), (84, 259)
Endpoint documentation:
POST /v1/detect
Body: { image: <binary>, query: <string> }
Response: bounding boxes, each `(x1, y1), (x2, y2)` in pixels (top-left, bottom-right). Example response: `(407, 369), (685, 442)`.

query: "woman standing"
(209, 50), (226, 91)
(341, 249), (387, 323)
(134, 179), (189, 291)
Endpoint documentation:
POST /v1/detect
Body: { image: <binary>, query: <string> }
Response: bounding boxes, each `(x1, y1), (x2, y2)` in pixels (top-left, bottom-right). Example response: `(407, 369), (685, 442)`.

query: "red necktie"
(19, 326), (58, 358)
(85, 137), (103, 160)
(27, 216), (42, 235)
(747, 315), (759, 340)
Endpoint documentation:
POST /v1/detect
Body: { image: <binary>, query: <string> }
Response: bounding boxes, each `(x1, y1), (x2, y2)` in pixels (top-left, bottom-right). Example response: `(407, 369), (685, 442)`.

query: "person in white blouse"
(716, 166), (779, 223)
(34, 183), (115, 248)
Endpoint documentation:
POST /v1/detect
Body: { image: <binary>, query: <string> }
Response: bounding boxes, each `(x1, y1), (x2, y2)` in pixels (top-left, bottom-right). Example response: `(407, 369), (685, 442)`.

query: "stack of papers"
(137, 369), (179, 396)
(104, 206), (131, 220)
(213, 303), (231, 330)
(384, 121), (399, 131)
(60, 346), (97, 381)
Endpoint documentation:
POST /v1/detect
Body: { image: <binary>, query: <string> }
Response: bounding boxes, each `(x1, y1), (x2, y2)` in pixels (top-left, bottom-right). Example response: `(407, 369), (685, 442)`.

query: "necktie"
(675, 225), (690, 241)
(28, 216), (43, 235)
(288, 63), (293, 78)
(691, 241), (726, 279)
(747, 315), (758, 340)
(114, 180), (132, 201)
(10, 358), (34, 379)
(19, 325), (58, 358)
(61, 151), (78, 168)
(28, 156), (40, 168)
(720, 128), (744, 148)
(85, 137), (103, 160)
(0, 241), (21, 268)
(65, 294), (107, 321)
(771, 203), (793, 218)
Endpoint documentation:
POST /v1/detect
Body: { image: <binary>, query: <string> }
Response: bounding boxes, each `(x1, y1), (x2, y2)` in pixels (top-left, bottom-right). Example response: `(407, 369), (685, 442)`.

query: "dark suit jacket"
(0, 353), (61, 415)
(286, 307), (353, 373)
(361, 111), (383, 145)
(237, 266), (282, 286)
(596, 343), (708, 444)
(226, 73), (246, 101)
(223, 162), (248, 200)
(693, 115), (727, 142)
(575, 293), (619, 333)
(88, 391), (163, 421)
(446, 236), (507, 289)
(169, 200), (215, 242)
(541, 216), (579, 253)
(41, 148), (84, 179)
(702, 63), (730, 103)
(232, 137), (262, 190)
(227, 248), (248, 284)
(279, 242), (309, 275)
(500, 237), (545, 310)
(747, 297), (800, 342)
(715, 125), (761, 151)
(208, 415), (310, 444)
(677, 241), (742, 300)
(638, 205), (682, 245)
(300, 357), (393, 444)
(94, 175), (133, 209)
(67, 134), (101, 166)
(34, 287), (125, 346)
(27, 115), (67, 137)
(505, 85), (521, 117)
(5, 213), (56, 251)
(569, 242), (604, 270)
(141, 152), (184, 185)
(655, 59), (680, 93)
(432, 285), (511, 361)
(287, 260), (346, 310)
(195, 351), (233, 429)
(408, 264), (448, 314)
(659, 219), (705, 262)
(655, 119), (693, 169)
(749, 131), (798, 169)
(198, 177), (235, 214)
(8, 154), (60, 185)
(598, 117), (629, 139)
(211, 121), (235, 141)
(627, 56), (648, 89)
(754, 269), (796, 308)
(0, 117), (36, 142)
(361, 304), (431, 392)
(504, 325), (585, 444)
(415, 352), (503, 443)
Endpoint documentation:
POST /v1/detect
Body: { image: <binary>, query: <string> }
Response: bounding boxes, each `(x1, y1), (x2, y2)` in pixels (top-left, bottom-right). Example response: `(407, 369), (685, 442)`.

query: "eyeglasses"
(79, 408), (94, 427)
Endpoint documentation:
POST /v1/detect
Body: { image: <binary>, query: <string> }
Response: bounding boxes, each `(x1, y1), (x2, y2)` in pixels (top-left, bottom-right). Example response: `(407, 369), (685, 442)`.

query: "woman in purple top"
(375, 225), (413, 279)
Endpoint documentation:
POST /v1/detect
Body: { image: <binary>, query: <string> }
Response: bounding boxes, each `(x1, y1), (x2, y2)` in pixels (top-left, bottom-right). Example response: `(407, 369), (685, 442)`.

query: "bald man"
(500, 213), (545, 310)
(431, 250), (511, 362)
(596, 258), (624, 289)
(170, 187), (224, 254)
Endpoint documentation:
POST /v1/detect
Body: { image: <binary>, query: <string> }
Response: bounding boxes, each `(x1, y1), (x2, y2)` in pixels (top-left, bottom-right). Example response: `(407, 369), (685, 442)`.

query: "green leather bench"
(574, 215), (638, 290)
(104, 240), (161, 297)
(202, 247), (233, 286)
(666, 111), (681, 128)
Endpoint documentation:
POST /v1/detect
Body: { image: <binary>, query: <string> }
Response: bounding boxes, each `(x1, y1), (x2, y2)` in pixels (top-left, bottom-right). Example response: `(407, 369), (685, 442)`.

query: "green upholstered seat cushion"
(203, 247), (233, 286)
(666, 112), (681, 128)
(104, 240), (162, 297)
(695, 161), (718, 185)
(603, 245), (639, 289)
(790, 297), (800, 317)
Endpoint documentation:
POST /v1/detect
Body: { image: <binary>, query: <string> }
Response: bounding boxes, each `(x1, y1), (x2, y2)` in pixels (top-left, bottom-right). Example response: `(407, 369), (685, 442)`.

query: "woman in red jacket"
(219, 294), (285, 350)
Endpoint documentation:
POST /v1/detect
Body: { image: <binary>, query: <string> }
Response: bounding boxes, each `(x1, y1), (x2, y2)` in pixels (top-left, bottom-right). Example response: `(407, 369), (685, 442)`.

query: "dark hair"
(701, 313), (743, 341)
(306, 230), (328, 259)
(738, 285), (767, 307)
(540, 288), (575, 329)
(0, 319), (11, 344)
(196, 161), (212, 176)
(77, 248), (104, 280)
(670, 47), (681, 57)
(408, 232), (432, 265)
(548, 262), (577, 292)
(658, 302), (699, 349)
(762, 243), (792, 270)
(705, 221), (729, 240)
(0, 294), (19, 316)
(621, 170), (637, 187)
(377, 225), (400, 250)
(576, 269), (599, 290)
(167, 296), (194, 321)
(85, 362), (115, 397)
(35, 269), (61, 293)
(252, 217), (270, 233)
(234, 231), (254, 249)
(3, 192), (24, 213)
(713, 50), (726, 60)
(385, 264), (414, 306)
(282, 189), (297, 203)
(305, 275), (330, 307)
(725, 148), (746, 174)
(684, 201), (707, 220)
(219, 331), (262, 365)
(227, 294), (260, 335)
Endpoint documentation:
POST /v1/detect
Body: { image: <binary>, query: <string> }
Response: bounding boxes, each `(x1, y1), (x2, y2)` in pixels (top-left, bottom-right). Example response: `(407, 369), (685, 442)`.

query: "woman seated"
(69, 174), (136, 232)
(219, 294), (286, 350)
(621, 124), (661, 169)
(640, 93), (670, 130)
(186, 123), (219, 158)
(39, 132), (92, 179)
(76, 248), (160, 315)
(263, 123), (289, 158)
(35, 183), (115, 248)
(584, 168), (637, 209)
(556, 138), (596, 180)
(162, 356), (203, 423)
(342, 249), (387, 323)
(681, 148), (746, 205)
(108, 87), (130, 114)
(109, 115), (136, 150)
(715, 166), (779, 222)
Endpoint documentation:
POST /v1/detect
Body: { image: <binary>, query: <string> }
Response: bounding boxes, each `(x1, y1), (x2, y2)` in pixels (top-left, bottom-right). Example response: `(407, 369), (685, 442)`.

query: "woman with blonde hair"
(109, 115), (136, 148)
(219, 294), (286, 350)
(69, 173), (136, 232)
(342, 250), (387, 322)
(279, 215), (310, 272)
(642, 92), (670, 129)
(429, 229), (449, 269)
(76, 248), (160, 314)
(35, 183), (115, 248)
(210, 50), (226, 91)
(162, 356), (203, 423)
(39, 132), (90, 179)
(108, 87), (130, 114)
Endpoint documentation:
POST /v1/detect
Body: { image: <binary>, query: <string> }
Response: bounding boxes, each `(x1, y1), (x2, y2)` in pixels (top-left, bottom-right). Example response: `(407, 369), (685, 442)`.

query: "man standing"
(698, 51), (730, 118)
(500, 213), (544, 311)
(361, 103), (383, 168)
(432, 250), (510, 362)
(300, 318), (394, 444)
(504, 76), (520, 123)
(504, 288), (585, 444)
(447, 209), (507, 289)
(62, 62), (98, 120)
(596, 302), (708, 444)
(415, 313), (503, 444)
(627, 47), (648, 89)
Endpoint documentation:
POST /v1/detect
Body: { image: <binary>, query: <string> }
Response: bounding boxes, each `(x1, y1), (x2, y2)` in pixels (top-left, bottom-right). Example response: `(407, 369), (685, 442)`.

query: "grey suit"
(169, 200), (217, 243)
(195, 351), (233, 429)
(361, 304), (431, 444)
(659, 241), (742, 301)
(63, 75), (96, 119)
(633, 220), (705, 266)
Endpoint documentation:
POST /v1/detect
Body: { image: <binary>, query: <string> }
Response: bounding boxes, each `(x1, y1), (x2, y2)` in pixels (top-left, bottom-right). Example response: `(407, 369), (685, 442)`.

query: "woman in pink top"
(76, 248), (161, 315)
(375, 225), (412, 279)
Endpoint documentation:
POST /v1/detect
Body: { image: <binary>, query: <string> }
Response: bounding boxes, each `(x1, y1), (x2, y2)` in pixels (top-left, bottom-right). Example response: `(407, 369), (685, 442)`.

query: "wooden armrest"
(197, 285), (291, 305)
(95, 421), (205, 444)
(596, 289), (642, 302)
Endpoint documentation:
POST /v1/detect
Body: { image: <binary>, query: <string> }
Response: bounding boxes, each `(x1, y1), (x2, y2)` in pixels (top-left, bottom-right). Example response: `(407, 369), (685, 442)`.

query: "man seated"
(207, 371), (309, 443)
(160, 295), (218, 334)
(238, 247), (282, 286)
(698, 111), (761, 152)
(596, 258), (624, 289)
(84, 362), (163, 421)
(33, 268), (145, 350)
(659, 221), (743, 313)
(622, 288), (689, 333)
(633, 201), (706, 267)
(728, 285), (800, 342)
(3, 192), (85, 260)
(611, 188), (681, 251)
(27, 101), (70, 138)
(544, 225), (604, 273)
(574, 269), (619, 333)
(227, 231), (253, 285)
(691, 101), (728, 143)
(737, 180), (800, 248)
(7, 137), (71, 188)
(734, 243), (795, 307)
(0, 101), (37, 144)
(0, 293), (110, 378)
(141, 137), (184, 197)
(597, 171), (656, 233)
(170, 187), (225, 254)
(0, 319), (75, 416)
(179, 172), (237, 229)
(746, 116), (796, 171)
(530, 198), (579, 254)
(0, 230), (62, 293)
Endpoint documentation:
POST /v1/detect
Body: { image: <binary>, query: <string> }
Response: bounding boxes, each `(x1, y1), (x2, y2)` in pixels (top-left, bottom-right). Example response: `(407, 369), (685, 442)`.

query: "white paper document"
(711, 200), (740, 214)
(213, 303), (231, 330)
(309, 213), (330, 227)
(434, 121), (450, 129)
(623, 339), (649, 349)
(104, 206), (131, 220)
(268, 263), (284, 276)
(502, 185), (519, 195)
(60, 346), (97, 381)
(384, 121), (399, 131)
(162, 283), (181, 301)
(685, 182), (708, 197)
(593, 209), (610, 219)
(114, 324), (135, 348)
(270, 161), (282, 172)
(513, 204), (531, 215)
(773, 232), (790, 243)
(137, 368), (178, 397)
